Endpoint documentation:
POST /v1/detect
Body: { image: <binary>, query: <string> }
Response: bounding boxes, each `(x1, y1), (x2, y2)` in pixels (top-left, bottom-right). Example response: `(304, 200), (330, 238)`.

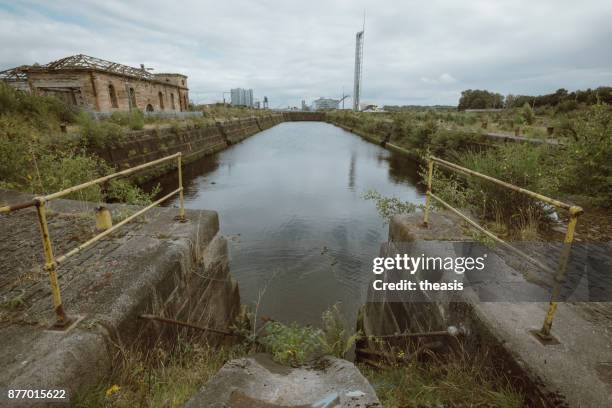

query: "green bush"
(520, 103), (535, 125)
(76, 112), (125, 149)
(0, 82), (76, 129)
(0, 113), (155, 205)
(259, 322), (326, 366)
(455, 144), (560, 227)
(107, 110), (145, 130)
(560, 104), (612, 207)
(106, 179), (159, 206)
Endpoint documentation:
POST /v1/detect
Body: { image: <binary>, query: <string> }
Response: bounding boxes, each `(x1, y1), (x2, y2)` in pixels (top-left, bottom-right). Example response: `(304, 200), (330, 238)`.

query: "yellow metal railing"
(0, 153), (185, 329)
(422, 156), (583, 342)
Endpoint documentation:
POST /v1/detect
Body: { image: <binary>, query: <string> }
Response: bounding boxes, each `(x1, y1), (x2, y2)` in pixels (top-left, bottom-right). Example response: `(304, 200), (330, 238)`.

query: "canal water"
(160, 122), (425, 327)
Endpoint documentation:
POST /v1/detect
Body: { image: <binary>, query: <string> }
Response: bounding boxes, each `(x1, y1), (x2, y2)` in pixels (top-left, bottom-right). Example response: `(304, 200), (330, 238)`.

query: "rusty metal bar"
(34, 199), (70, 327)
(177, 153), (185, 221)
(422, 157), (434, 227)
(426, 155), (584, 342)
(538, 208), (581, 339)
(1, 153), (185, 327)
(0, 199), (38, 214)
(366, 329), (452, 339)
(0, 153), (181, 214)
(54, 188), (180, 265)
(43, 153), (181, 202)
(429, 192), (556, 276)
(139, 314), (240, 337)
(431, 156), (579, 212)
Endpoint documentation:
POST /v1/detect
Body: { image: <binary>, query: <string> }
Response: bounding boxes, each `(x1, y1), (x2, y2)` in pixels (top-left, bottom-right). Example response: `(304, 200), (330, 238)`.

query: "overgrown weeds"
(71, 337), (247, 408)
(0, 83), (156, 205)
(360, 345), (524, 408)
(259, 303), (361, 366)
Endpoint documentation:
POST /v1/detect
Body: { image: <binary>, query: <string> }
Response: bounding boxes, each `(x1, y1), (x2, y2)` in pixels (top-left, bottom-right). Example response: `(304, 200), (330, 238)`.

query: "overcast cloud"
(1, 0), (611, 107)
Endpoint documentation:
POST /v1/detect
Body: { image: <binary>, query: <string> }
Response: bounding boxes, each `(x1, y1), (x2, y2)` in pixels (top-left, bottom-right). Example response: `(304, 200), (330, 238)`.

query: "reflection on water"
(158, 122), (425, 327)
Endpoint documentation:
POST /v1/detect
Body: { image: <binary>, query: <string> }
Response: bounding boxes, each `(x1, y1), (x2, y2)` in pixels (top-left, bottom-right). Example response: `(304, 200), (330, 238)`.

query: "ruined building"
(0, 54), (189, 113)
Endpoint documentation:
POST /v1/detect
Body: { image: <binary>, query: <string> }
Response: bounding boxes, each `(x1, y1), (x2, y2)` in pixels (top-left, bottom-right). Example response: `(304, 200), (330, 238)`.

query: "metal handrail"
(1, 153), (186, 328)
(422, 155), (583, 342)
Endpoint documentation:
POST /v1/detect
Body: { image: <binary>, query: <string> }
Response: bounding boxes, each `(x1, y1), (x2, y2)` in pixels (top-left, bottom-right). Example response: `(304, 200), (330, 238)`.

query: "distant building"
(312, 97), (339, 111)
(0, 54), (189, 113)
(361, 104), (385, 113)
(230, 88), (254, 107)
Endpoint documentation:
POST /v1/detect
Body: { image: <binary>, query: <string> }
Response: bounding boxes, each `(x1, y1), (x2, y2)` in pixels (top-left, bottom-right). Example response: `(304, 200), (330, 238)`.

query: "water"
(159, 122), (425, 327)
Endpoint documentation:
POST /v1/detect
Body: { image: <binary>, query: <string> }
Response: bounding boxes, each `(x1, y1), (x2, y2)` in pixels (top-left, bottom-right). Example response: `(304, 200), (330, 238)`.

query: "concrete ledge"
(364, 211), (612, 408)
(0, 190), (238, 403)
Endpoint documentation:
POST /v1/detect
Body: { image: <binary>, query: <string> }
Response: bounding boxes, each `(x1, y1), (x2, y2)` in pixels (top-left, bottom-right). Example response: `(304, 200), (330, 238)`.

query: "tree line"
(458, 87), (612, 111)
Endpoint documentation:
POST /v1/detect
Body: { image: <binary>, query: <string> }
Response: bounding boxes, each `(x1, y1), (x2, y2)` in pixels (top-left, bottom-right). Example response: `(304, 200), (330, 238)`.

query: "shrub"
(520, 103), (535, 125)
(259, 322), (325, 366)
(405, 119), (438, 150)
(560, 104), (612, 207)
(363, 190), (417, 222)
(77, 112), (125, 149)
(0, 82), (76, 129)
(128, 110), (145, 130)
(321, 303), (361, 359)
(106, 180), (159, 206)
(107, 110), (145, 130)
(455, 144), (560, 228)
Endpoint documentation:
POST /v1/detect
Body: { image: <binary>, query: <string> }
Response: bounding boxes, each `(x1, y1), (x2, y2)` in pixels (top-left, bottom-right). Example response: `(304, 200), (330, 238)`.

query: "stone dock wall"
(326, 115), (559, 161)
(91, 114), (283, 170)
(90, 111), (326, 174)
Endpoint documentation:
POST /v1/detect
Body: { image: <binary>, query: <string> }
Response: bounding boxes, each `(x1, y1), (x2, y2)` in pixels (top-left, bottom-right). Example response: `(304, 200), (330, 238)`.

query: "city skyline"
(1, 0), (610, 107)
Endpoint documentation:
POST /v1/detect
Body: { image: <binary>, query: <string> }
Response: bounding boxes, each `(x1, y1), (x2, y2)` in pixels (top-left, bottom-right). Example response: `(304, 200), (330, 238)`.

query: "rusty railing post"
(423, 157), (434, 227)
(177, 153), (186, 221)
(34, 198), (70, 327)
(537, 205), (582, 340)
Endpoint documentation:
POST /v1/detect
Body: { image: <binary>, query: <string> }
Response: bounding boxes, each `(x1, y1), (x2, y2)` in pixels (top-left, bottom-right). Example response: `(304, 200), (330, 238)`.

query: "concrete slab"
(368, 211), (612, 407)
(185, 354), (381, 408)
(0, 189), (238, 404)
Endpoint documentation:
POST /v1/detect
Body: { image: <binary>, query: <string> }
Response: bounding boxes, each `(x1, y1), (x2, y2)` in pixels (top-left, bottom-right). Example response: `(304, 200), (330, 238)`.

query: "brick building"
(0, 54), (189, 113)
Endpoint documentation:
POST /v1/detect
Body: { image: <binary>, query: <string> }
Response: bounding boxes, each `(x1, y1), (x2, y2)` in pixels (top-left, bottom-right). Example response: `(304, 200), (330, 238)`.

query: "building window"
(108, 84), (118, 108)
(129, 87), (137, 109)
(158, 92), (164, 110)
(181, 79), (185, 86)
(146, 104), (154, 112)
(170, 93), (176, 110)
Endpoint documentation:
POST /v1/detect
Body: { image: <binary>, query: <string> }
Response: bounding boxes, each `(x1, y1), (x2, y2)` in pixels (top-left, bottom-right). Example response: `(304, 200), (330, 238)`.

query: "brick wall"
(28, 70), (188, 113)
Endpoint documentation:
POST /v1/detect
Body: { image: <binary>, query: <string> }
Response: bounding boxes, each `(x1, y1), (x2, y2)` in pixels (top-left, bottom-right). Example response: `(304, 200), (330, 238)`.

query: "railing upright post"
(423, 157), (434, 227)
(537, 206), (582, 339)
(34, 199), (70, 327)
(177, 153), (186, 221)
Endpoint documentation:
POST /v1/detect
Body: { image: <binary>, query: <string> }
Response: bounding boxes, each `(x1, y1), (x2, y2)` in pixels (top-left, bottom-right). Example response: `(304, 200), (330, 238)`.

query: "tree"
(458, 90), (505, 110)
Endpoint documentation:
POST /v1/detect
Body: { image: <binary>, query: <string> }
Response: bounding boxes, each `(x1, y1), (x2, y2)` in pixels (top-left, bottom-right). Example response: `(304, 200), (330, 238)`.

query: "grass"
(69, 303), (528, 408)
(71, 336), (248, 408)
(359, 345), (524, 408)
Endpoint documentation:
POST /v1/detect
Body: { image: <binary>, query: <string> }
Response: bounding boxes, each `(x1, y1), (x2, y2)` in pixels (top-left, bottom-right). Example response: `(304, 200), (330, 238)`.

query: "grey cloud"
(1, 0), (610, 107)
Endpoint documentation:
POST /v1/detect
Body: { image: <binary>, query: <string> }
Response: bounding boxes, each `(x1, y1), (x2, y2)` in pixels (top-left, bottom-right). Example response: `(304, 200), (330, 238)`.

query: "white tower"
(353, 27), (364, 111)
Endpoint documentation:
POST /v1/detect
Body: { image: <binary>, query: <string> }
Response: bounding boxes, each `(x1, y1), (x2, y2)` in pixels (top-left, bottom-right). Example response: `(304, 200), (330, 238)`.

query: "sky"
(1, 0), (611, 107)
